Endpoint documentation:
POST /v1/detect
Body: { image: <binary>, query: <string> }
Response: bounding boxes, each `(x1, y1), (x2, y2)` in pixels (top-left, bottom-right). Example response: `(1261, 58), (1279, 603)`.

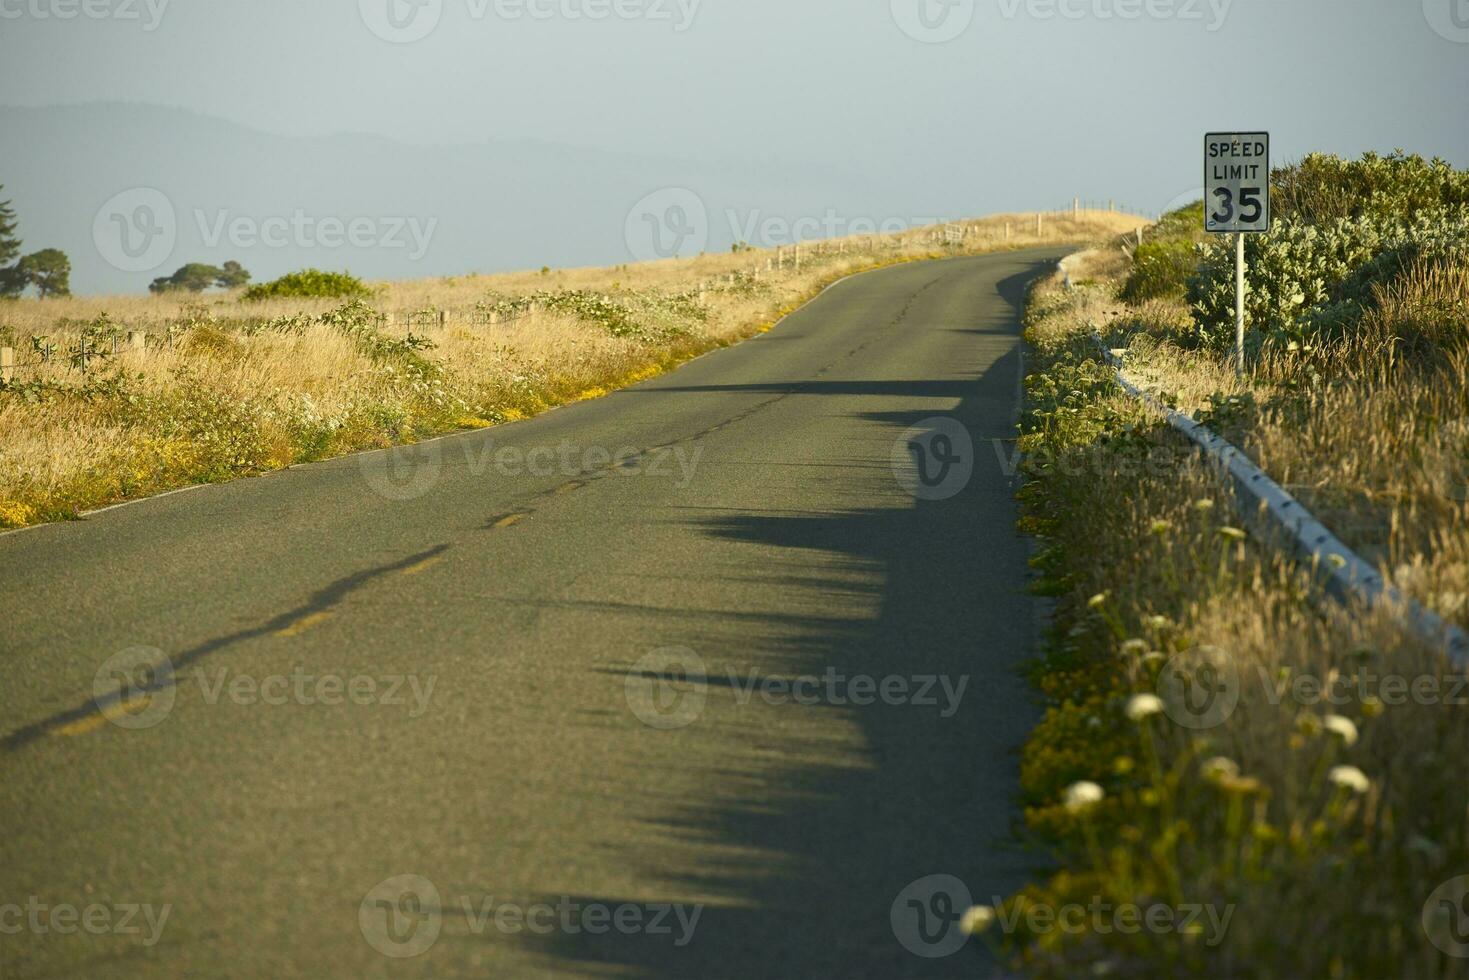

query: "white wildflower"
(1064, 781), (1105, 812)
(1328, 765), (1370, 795)
(960, 906), (996, 935)
(1125, 693), (1165, 722)
(1323, 715), (1360, 747)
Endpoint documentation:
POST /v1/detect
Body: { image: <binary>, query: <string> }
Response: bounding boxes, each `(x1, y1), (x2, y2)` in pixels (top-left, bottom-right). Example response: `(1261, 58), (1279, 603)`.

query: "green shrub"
(242, 269), (370, 302)
(1150, 201), (1206, 242)
(1121, 239), (1200, 302)
(1119, 154), (1469, 351)
(1119, 203), (1207, 304)
(1272, 151), (1469, 226)
(1188, 206), (1469, 349)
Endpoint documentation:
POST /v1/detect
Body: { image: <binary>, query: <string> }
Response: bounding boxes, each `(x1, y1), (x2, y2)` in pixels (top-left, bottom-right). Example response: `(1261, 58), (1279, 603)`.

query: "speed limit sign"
(1205, 132), (1270, 233)
(1205, 131), (1271, 376)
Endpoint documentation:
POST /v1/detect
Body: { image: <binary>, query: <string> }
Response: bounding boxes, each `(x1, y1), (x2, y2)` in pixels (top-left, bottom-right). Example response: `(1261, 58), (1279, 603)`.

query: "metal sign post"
(1235, 231), (1246, 375)
(1204, 131), (1271, 375)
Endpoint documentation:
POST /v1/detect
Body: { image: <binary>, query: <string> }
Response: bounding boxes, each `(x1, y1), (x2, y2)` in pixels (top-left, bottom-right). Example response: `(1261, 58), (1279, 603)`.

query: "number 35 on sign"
(1205, 132), (1271, 234)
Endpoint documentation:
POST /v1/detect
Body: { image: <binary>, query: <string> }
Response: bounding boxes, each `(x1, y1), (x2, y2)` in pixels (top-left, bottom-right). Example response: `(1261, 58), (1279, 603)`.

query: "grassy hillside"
(0, 210), (1141, 528)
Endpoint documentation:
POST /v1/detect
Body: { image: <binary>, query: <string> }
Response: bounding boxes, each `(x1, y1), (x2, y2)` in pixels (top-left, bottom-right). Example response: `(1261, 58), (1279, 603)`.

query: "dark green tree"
(149, 260), (252, 294)
(16, 249), (71, 299)
(150, 262), (221, 294)
(0, 265), (23, 299)
(0, 185), (20, 269)
(217, 260), (251, 289)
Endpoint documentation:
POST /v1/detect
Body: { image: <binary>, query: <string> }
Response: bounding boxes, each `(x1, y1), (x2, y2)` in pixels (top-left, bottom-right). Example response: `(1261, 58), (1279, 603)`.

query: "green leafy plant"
(242, 269), (370, 302)
(1272, 151), (1469, 226)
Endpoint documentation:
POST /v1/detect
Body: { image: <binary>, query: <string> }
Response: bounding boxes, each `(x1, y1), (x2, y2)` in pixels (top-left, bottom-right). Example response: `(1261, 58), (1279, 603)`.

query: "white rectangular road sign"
(1204, 132), (1271, 234)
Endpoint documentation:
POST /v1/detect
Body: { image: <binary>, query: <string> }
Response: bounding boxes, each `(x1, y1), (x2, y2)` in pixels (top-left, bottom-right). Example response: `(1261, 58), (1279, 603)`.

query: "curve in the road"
(0, 247), (1067, 979)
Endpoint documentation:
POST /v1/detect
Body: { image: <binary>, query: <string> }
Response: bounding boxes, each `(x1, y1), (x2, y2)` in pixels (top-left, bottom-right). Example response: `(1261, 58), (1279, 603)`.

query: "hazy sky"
(1, 0), (1466, 291)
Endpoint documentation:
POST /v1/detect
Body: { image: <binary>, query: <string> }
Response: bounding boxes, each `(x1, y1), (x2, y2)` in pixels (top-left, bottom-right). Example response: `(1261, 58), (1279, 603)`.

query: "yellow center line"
(493, 513), (528, 529)
(399, 555), (444, 576)
(50, 713), (111, 738)
(554, 481), (584, 496)
(49, 693), (158, 738)
(275, 610), (335, 638)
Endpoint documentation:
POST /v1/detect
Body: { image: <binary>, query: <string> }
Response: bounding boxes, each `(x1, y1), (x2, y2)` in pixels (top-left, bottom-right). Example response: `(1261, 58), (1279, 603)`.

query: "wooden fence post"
(0, 347), (13, 383)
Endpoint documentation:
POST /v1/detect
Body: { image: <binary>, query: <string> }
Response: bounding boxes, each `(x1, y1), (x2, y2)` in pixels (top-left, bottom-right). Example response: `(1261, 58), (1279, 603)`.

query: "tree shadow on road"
(505, 261), (1057, 979)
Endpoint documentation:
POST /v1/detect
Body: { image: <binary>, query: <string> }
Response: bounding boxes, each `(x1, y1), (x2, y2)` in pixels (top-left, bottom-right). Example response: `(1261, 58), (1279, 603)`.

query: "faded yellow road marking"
(276, 610), (335, 638)
(50, 713), (110, 737)
(555, 481), (584, 496)
(52, 693), (163, 737)
(400, 555), (444, 577)
(493, 513), (528, 529)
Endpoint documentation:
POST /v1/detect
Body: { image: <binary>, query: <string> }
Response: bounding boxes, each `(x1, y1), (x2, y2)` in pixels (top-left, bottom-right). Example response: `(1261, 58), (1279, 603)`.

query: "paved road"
(0, 248), (1063, 978)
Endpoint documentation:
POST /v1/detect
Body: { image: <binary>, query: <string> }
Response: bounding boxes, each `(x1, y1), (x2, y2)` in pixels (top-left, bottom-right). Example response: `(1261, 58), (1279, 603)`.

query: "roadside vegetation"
(991, 153), (1469, 977)
(0, 210), (1139, 528)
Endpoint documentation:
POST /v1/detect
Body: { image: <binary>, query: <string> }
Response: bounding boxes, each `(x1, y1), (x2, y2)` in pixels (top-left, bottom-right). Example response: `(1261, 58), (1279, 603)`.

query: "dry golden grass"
(1063, 248), (1469, 632)
(1007, 267), (1469, 978)
(0, 211), (1142, 528)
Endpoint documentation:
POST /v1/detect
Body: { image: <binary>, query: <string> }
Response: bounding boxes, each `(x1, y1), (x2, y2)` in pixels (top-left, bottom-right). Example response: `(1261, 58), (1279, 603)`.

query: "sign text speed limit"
(1205, 132), (1271, 234)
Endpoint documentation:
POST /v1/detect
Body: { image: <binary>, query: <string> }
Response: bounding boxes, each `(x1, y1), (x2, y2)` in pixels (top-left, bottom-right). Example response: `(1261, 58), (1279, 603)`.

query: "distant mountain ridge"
(0, 102), (922, 295)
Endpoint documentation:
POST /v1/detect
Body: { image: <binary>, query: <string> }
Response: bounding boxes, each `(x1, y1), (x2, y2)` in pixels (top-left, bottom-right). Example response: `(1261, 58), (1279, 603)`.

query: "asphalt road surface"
(0, 247), (1066, 979)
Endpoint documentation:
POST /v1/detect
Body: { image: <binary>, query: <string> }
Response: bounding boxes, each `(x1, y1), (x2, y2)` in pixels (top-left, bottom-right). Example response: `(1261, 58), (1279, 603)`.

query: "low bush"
(242, 269), (371, 302)
(1272, 151), (1469, 226)
(1188, 206), (1469, 350)
(1122, 239), (1200, 303)
(1121, 203), (1206, 304)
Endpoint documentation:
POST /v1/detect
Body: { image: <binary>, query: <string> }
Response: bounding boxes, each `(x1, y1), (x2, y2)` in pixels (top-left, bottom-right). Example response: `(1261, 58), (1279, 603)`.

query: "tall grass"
(995, 263), (1469, 978)
(0, 211), (1141, 528)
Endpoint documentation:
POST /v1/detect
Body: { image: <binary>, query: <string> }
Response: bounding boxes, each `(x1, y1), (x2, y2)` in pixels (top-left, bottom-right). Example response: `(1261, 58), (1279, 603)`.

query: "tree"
(0, 186), (20, 270)
(0, 265), (23, 299)
(217, 260), (251, 289)
(149, 260), (251, 294)
(15, 249), (71, 299)
(150, 262), (222, 294)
